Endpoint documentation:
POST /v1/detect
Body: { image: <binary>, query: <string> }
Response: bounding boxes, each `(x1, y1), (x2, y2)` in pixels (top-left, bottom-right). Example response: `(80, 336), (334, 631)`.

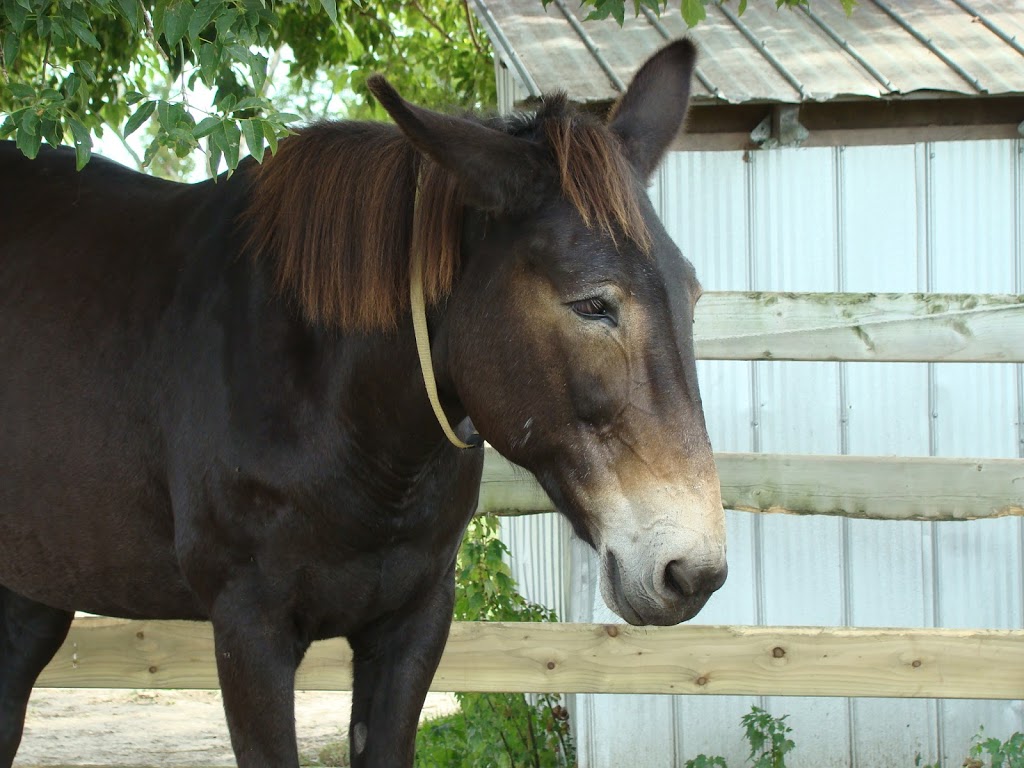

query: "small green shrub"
(414, 515), (574, 767)
(967, 728), (1024, 768)
(685, 755), (729, 768)
(741, 706), (795, 768)
(682, 705), (795, 768)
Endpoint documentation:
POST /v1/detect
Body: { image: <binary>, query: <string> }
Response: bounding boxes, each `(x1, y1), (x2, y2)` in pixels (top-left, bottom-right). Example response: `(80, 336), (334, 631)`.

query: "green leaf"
(739, 0), (747, 13)
(74, 60), (96, 84)
(142, 137), (161, 167)
(18, 106), (38, 135)
(114, 0), (140, 31)
(62, 73), (82, 100)
(15, 122), (42, 159)
(123, 100), (156, 137)
(198, 42), (219, 86)
(40, 116), (62, 147)
(263, 119), (278, 155)
(207, 140), (222, 176)
(318, 0), (337, 23)
(188, 0), (219, 43)
(67, 116), (92, 170)
(222, 119), (240, 169)
(3, 30), (21, 67)
(124, 90), (145, 105)
(214, 6), (239, 37)
(249, 51), (268, 95)
(193, 115), (221, 139)
(68, 16), (100, 48)
(4, 0), (28, 32)
(241, 117), (264, 163)
(680, 0), (706, 27)
(162, 0), (192, 49)
(6, 82), (35, 100)
(585, 0), (625, 24)
(231, 95), (263, 113)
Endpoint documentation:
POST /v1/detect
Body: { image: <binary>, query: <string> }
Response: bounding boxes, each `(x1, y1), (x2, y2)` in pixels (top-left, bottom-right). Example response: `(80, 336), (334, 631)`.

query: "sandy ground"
(14, 688), (458, 767)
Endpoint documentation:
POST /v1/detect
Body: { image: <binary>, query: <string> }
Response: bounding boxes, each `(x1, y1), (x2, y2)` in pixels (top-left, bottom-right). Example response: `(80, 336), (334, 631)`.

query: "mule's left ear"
(367, 75), (552, 213)
(608, 39), (697, 182)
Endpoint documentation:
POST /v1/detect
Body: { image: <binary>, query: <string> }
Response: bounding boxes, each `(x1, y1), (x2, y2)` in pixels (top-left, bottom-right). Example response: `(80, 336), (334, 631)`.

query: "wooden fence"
(38, 292), (1024, 701)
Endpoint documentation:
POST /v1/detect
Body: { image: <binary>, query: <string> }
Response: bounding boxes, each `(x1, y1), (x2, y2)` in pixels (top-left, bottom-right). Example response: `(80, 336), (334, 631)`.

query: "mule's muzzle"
(601, 548), (727, 626)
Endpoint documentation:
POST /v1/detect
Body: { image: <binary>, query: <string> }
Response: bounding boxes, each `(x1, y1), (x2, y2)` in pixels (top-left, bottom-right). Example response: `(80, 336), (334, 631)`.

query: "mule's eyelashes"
(570, 297), (618, 326)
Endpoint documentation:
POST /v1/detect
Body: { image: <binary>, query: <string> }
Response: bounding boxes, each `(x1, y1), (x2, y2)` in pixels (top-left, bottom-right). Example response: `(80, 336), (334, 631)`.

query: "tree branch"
(409, 0), (453, 42)
(40, 33), (51, 84)
(463, 0), (484, 54)
(139, 0), (172, 68)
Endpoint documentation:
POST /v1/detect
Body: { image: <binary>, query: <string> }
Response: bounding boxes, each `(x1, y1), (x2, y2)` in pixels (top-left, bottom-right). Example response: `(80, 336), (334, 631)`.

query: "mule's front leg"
(347, 575), (455, 768)
(210, 586), (309, 768)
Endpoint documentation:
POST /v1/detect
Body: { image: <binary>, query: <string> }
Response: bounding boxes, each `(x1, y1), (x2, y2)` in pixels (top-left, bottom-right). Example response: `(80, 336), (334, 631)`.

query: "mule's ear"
(367, 75), (551, 213)
(608, 39), (696, 182)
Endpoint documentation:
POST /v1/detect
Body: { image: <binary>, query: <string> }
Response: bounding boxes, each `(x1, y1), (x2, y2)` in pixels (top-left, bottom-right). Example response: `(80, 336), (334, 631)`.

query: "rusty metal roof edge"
(550, 0), (626, 92)
(799, 5), (895, 95)
(717, 2), (809, 101)
(560, 87), (1021, 109)
(469, 0), (542, 98)
(869, 0), (987, 94)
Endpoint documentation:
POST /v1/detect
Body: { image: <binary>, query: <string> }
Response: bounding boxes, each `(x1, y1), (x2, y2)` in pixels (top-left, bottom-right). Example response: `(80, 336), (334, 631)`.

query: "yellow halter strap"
(409, 248), (475, 450)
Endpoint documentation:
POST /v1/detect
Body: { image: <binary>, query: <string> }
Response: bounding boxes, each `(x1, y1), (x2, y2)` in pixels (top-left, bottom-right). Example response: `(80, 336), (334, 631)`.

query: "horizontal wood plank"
(694, 292), (1024, 362)
(37, 618), (1024, 700)
(479, 451), (1024, 521)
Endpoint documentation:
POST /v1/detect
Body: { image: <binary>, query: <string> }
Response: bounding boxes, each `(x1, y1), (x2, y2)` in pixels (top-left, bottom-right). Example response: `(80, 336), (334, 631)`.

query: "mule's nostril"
(665, 560), (697, 597)
(665, 560), (728, 599)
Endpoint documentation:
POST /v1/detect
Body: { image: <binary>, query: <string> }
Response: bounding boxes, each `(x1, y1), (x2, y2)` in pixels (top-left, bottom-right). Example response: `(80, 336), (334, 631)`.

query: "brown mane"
(245, 97), (649, 332)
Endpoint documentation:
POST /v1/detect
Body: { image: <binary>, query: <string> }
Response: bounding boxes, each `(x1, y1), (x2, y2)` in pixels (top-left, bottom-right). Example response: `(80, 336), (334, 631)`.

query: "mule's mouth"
(601, 549), (725, 626)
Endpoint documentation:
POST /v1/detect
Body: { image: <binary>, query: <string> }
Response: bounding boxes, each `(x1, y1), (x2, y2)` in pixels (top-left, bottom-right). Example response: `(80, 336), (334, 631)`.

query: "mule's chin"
(601, 575), (713, 626)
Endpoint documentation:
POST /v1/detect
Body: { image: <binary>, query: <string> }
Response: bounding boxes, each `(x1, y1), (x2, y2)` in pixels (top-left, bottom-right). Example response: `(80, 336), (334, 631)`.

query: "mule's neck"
(323, 306), (476, 507)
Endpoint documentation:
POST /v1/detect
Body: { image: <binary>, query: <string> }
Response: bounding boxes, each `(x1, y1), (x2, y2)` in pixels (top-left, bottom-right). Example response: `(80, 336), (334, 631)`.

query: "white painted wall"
(503, 136), (1024, 767)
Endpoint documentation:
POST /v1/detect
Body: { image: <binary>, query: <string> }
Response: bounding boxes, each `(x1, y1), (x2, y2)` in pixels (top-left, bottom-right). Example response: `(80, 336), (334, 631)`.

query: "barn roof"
(472, 0), (1024, 107)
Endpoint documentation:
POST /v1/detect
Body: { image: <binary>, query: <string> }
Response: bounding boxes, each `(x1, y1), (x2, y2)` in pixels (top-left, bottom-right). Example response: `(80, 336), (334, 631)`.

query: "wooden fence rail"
(38, 618), (1024, 700)
(695, 292), (1024, 362)
(480, 451), (1024, 521)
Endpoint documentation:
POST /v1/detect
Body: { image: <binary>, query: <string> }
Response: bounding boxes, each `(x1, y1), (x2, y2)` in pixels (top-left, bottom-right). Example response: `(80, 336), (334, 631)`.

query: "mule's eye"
(571, 297), (617, 326)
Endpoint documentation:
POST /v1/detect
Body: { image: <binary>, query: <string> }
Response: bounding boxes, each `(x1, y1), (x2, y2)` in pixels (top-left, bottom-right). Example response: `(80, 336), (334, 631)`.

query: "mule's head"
(369, 40), (725, 626)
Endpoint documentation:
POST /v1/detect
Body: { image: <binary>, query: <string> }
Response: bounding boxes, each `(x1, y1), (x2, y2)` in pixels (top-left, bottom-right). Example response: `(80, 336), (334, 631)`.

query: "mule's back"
(0, 144), (216, 617)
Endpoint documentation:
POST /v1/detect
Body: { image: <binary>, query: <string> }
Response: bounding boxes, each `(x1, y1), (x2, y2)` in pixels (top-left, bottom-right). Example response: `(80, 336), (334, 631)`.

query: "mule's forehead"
(521, 197), (700, 298)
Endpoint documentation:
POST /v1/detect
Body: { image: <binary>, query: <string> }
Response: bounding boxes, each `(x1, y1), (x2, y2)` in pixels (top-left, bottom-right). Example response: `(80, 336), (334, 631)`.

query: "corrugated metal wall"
(503, 138), (1024, 767)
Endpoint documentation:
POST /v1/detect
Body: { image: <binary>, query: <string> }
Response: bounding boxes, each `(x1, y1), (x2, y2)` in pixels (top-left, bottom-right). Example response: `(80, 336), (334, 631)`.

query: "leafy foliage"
(967, 728), (1024, 768)
(741, 706), (795, 768)
(686, 755), (729, 768)
(420, 515), (574, 767)
(1, 0), (493, 175)
(685, 706), (795, 768)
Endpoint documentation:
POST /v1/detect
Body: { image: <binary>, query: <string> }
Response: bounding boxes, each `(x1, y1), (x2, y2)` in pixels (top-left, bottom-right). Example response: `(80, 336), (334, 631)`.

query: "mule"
(0, 40), (726, 767)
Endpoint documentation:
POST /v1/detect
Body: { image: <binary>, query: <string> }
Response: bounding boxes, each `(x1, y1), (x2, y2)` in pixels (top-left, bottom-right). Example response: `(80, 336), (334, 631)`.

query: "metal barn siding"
(501, 139), (1024, 767)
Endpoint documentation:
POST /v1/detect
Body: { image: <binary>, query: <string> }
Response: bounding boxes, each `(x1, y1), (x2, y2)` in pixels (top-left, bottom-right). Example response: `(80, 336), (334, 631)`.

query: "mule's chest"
(177, 458), (481, 637)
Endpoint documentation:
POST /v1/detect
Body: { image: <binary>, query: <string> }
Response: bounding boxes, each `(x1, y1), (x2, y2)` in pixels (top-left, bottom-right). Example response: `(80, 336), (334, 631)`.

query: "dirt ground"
(14, 688), (458, 767)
